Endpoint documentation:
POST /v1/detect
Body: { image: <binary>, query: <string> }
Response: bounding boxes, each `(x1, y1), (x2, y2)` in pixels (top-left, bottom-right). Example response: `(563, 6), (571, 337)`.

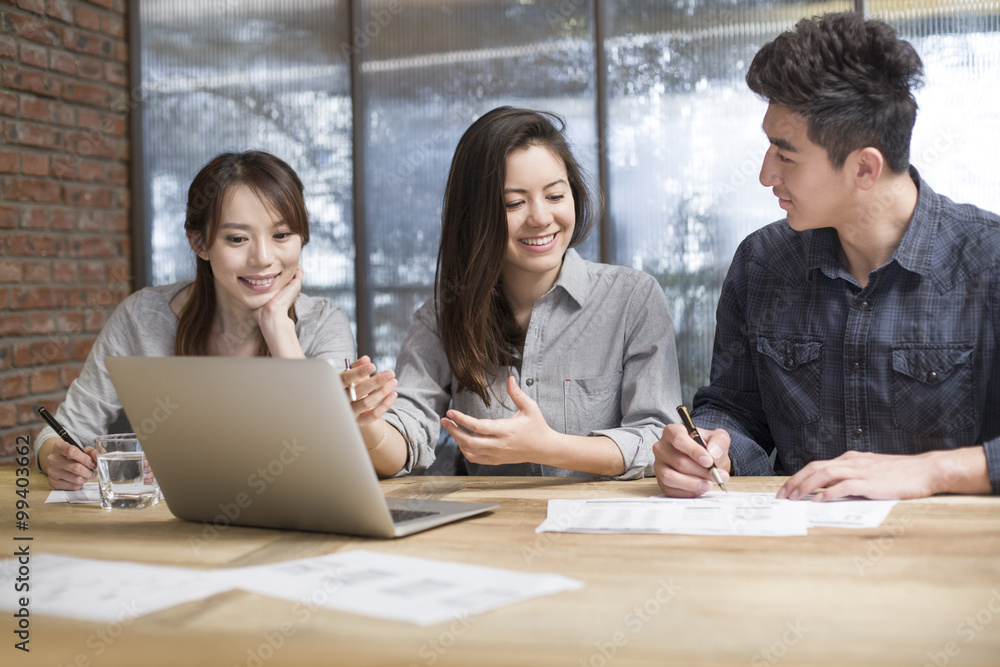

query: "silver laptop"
(105, 356), (497, 538)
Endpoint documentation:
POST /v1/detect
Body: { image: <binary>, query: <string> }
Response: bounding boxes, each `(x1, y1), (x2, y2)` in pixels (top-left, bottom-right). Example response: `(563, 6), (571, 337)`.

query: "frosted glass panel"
(359, 0), (598, 367)
(868, 0), (1000, 213)
(605, 0), (851, 402)
(140, 1), (355, 318)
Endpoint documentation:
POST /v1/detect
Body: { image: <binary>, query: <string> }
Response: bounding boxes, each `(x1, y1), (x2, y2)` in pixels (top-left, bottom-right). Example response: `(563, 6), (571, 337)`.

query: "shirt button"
(852, 428), (864, 439)
(525, 378), (534, 387)
(849, 362), (860, 372)
(858, 300), (871, 311)
(784, 358), (795, 369)
(926, 371), (938, 383)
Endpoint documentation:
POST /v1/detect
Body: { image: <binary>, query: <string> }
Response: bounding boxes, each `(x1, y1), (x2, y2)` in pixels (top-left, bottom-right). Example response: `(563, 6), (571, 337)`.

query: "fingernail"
(708, 445), (721, 458)
(788, 490), (800, 501)
(698, 480), (711, 493)
(698, 455), (712, 467)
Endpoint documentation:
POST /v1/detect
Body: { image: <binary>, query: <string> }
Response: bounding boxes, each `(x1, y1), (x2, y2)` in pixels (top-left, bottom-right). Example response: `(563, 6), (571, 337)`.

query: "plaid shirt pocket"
(756, 336), (823, 427)
(891, 345), (976, 436)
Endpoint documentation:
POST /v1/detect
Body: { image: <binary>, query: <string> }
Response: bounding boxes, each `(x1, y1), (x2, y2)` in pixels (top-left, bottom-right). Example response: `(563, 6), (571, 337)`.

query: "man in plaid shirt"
(654, 12), (1000, 501)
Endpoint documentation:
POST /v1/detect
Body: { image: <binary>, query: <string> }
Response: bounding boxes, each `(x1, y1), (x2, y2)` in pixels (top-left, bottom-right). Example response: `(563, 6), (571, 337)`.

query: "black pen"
(36, 406), (86, 452)
(676, 405), (727, 492)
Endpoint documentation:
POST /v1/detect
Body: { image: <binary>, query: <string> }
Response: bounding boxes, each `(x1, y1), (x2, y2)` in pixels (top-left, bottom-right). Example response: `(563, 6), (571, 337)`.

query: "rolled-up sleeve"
(590, 274), (680, 479)
(383, 301), (453, 475)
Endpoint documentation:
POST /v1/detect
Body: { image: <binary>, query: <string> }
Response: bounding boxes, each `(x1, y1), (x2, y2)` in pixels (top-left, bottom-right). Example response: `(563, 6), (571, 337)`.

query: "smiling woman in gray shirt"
(355, 107), (682, 479)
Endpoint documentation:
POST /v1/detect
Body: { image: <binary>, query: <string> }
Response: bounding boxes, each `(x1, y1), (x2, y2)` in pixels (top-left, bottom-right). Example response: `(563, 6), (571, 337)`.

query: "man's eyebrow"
(762, 125), (798, 153)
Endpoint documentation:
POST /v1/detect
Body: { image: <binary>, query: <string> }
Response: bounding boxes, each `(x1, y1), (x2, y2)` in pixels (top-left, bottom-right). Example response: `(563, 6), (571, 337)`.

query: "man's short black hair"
(746, 12), (924, 173)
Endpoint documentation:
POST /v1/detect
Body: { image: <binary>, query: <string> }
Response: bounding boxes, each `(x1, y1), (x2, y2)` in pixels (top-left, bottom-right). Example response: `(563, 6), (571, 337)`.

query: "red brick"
(21, 207), (48, 228)
(0, 260), (22, 281)
(105, 210), (127, 233)
(2, 429), (36, 457)
(50, 49), (76, 75)
(0, 345), (10, 370)
(17, 0), (46, 13)
(1, 373), (30, 399)
(0, 313), (26, 336)
(19, 42), (47, 68)
(51, 155), (77, 178)
(77, 209), (102, 231)
(76, 55), (102, 80)
(107, 259), (130, 282)
(63, 183), (112, 207)
(71, 235), (117, 256)
(105, 162), (127, 185)
(85, 0), (116, 9)
(100, 12), (123, 38)
(21, 152), (49, 176)
(0, 91), (18, 117)
(78, 158), (102, 181)
(72, 337), (95, 360)
(0, 404), (16, 428)
(69, 285), (122, 308)
(3, 64), (61, 98)
(0, 206), (17, 229)
(57, 312), (83, 336)
(77, 107), (100, 130)
(104, 60), (126, 86)
(7, 177), (62, 203)
(7, 12), (62, 46)
(60, 364), (82, 385)
(30, 368), (60, 392)
(12, 285), (67, 309)
(116, 187), (129, 209)
(75, 5), (100, 30)
(46, 0), (74, 23)
(63, 81), (111, 107)
(62, 28), (113, 58)
(28, 312), (56, 334)
(65, 131), (114, 158)
(0, 150), (17, 172)
(7, 121), (64, 150)
(13, 339), (71, 365)
(22, 259), (50, 281)
(79, 260), (105, 281)
(0, 36), (16, 59)
(53, 259), (77, 282)
(8, 233), (61, 258)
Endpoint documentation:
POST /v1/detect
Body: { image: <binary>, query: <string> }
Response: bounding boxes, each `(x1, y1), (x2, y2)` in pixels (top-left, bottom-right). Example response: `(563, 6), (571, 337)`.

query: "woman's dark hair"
(746, 12), (923, 173)
(436, 107), (596, 404)
(175, 151), (309, 357)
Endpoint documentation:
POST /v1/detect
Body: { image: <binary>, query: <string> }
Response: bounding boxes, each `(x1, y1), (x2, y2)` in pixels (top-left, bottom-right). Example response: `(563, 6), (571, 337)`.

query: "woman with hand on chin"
(354, 106), (682, 478)
(34, 151), (393, 488)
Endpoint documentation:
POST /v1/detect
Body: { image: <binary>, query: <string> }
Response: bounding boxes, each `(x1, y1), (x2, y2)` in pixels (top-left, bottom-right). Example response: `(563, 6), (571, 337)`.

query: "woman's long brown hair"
(175, 151), (310, 357)
(436, 107), (596, 404)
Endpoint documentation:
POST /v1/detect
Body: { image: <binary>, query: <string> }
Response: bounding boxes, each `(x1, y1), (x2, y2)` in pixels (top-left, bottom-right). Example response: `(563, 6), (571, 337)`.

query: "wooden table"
(4, 467), (1000, 667)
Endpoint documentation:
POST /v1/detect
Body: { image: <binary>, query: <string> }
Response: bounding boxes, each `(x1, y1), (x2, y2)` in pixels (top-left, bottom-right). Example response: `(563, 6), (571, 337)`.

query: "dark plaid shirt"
(694, 169), (1000, 493)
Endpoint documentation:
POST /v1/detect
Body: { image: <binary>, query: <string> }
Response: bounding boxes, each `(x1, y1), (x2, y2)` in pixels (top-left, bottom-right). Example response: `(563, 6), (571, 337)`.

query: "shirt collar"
(551, 247), (589, 307)
(890, 167), (935, 276)
(806, 167), (934, 279)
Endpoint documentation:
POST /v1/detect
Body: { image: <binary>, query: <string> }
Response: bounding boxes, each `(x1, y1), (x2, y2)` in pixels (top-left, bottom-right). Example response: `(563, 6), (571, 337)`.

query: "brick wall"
(1, 0), (131, 464)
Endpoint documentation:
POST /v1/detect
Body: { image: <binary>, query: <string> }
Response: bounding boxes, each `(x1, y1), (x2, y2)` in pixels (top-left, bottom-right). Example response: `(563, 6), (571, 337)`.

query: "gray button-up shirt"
(385, 249), (681, 479)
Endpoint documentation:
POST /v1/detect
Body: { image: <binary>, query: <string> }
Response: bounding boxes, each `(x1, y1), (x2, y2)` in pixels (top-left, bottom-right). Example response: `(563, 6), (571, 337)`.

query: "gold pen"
(676, 405), (727, 492)
(345, 358), (357, 402)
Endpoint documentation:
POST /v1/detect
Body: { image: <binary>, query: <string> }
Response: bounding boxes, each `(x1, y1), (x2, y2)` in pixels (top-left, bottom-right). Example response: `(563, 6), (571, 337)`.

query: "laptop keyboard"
(390, 508), (439, 524)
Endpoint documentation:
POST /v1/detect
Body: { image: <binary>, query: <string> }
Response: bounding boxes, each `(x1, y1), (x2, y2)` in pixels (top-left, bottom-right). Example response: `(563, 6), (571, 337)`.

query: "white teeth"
(243, 277), (274, 286)
(521, 234), (555, 246)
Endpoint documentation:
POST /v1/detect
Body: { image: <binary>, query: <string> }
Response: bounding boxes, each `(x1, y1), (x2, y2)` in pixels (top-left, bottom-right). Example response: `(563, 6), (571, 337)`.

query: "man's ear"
(187, 232), (209, 261)
(851, 147), (885, 191)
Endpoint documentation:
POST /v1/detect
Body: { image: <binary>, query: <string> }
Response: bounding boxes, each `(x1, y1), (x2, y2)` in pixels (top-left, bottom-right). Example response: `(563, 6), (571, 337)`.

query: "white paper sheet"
(0, 551), (582, 626)
(221, 550), (583, 626)
(536, 491), (898, 536)
(0, 554), (235, 623)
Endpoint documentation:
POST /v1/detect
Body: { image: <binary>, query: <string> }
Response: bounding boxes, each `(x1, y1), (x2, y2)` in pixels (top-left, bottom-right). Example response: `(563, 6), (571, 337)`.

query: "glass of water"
(95, 433), (160, 510)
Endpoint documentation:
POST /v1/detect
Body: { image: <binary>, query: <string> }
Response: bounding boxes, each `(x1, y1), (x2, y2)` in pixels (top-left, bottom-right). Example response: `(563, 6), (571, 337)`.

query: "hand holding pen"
(676, 405), (727, 492)
(652, 407), (732, 498)
(35, 406), (98, 490)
